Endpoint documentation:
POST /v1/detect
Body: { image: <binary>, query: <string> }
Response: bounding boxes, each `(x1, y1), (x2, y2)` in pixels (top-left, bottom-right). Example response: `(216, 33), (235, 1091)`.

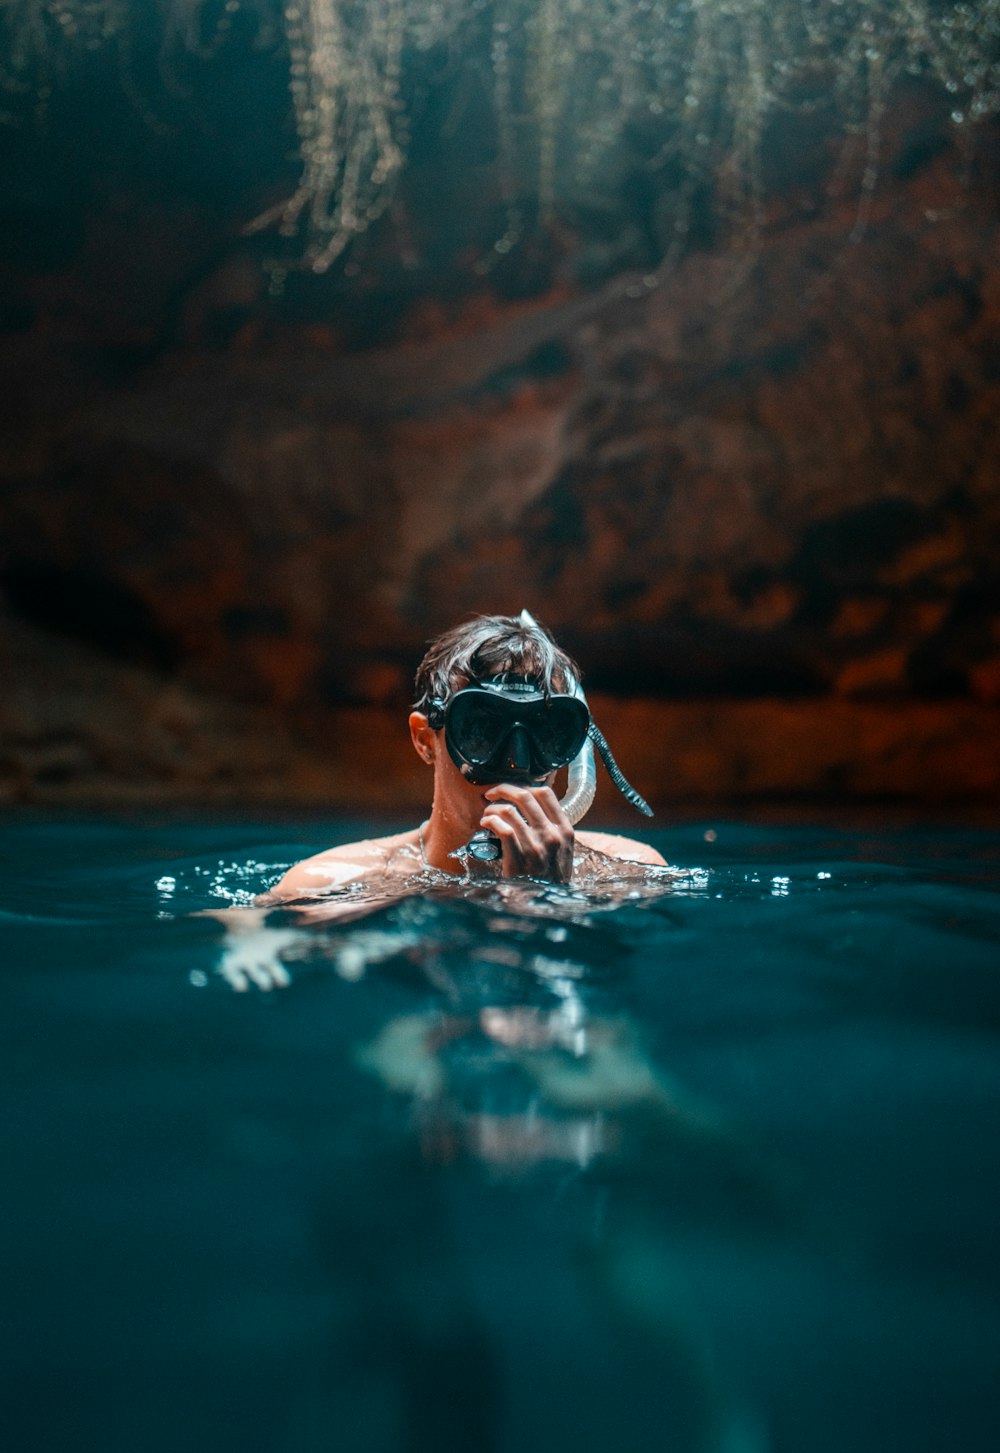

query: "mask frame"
(436, 679), (591, 786)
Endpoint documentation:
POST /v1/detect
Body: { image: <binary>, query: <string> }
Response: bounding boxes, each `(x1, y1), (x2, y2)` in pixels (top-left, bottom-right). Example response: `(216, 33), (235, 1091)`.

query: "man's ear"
(409, 711), (436, 765)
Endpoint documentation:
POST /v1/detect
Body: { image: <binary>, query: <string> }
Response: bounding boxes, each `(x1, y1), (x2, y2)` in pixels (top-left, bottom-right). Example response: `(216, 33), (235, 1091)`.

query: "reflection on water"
(215, 869), (721, 1174)
(206, 864), (780, 1452)
(3, 818), (1000, 1453)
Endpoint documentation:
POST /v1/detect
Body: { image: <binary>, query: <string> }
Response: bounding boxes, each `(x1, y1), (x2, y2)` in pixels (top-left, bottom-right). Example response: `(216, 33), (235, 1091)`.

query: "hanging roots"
(3, 0), (999, 269)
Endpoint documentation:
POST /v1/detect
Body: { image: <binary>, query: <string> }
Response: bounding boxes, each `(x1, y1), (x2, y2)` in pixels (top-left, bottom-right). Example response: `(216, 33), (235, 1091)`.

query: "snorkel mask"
(425, 611), (652, 863)
(435, 677), (591, 786)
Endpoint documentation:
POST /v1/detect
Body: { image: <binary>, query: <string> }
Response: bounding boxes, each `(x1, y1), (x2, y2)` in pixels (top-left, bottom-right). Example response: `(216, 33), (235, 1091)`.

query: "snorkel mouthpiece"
(464, 830), (504, 862)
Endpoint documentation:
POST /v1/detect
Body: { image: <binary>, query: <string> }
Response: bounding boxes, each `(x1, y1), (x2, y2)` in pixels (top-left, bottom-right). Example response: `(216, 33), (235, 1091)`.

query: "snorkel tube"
(558, 671), (597, 827)
(558, 669), (653, 822)
(525, 609), (652, 824)
(456, 611), (651, 865)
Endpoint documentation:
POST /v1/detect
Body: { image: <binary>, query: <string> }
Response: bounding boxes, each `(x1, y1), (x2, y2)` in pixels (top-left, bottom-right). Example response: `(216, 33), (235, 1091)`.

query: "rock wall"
(1, 98), (999, 810)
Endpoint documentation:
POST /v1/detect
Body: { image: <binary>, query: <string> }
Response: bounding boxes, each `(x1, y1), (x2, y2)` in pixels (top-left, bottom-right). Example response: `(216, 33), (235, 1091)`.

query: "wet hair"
(413, 613), (581, 713)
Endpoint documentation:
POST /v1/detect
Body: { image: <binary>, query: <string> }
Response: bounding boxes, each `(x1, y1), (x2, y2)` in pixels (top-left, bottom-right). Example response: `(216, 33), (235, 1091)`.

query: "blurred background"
(1, 0), (998, 818)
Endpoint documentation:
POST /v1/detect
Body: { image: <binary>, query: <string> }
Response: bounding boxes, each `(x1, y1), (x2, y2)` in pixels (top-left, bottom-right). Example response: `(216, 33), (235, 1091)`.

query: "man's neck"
(422, 803), (480, 874)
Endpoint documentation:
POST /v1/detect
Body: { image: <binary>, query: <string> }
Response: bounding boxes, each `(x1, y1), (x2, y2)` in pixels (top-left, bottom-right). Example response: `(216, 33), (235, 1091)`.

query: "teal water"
(3, 815), (999, 1453)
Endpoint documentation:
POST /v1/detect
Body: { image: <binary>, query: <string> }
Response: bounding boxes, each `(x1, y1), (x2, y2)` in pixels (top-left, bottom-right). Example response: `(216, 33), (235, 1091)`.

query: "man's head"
(409, 613), (585, 801)
(412, 612), (580, 717)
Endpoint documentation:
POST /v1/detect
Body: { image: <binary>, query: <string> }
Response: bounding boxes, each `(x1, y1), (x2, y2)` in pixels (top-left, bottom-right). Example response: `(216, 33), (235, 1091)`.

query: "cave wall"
(1, 85), (999, 810)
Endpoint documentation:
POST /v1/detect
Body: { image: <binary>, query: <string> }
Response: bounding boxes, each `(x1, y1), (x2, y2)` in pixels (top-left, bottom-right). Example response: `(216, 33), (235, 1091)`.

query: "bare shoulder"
(265, 829), (419, 900)
(575, 829), (668, 867)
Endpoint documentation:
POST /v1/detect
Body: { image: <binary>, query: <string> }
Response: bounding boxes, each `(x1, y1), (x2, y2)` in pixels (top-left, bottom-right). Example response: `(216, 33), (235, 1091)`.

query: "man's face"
(433, 718), (557, 811)
(409, 695), (558, 831)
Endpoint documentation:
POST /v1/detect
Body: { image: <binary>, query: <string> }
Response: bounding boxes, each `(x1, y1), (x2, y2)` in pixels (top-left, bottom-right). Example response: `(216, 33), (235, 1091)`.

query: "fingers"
(264, 960), (292, 990)
(219, 959), (250, 993)
(481, 783), (575, 883)
(219, 953), (291, 992)
(483, 782), (570, 829)
(217, 929), (295, 992)
(478, 804), (526, 843)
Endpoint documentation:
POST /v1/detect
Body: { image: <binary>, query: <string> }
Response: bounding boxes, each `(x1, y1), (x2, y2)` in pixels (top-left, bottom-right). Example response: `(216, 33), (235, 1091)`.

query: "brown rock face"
(1, 103), (998, 810)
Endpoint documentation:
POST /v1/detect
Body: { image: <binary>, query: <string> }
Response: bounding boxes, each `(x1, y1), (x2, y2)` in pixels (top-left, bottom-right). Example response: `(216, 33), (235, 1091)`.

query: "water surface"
(3, 814), (999, 1453)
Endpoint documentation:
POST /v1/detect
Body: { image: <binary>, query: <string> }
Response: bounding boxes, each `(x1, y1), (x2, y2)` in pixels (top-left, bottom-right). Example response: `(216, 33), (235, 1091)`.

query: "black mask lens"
(447, 695), (513, 765)
(531, 697), (590, 766)
(445, 688), (589, 781)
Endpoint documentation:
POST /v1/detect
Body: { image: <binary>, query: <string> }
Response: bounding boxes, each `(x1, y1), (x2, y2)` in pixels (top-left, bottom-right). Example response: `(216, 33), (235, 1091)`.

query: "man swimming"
(267, 611), (665, 901)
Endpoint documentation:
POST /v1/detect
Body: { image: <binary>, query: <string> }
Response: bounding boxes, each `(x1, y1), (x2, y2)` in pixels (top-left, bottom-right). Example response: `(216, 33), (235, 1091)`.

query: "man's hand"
(481, 783), (575, 882)
(205, 908), (298, 992)
(218, 925), (298, 991)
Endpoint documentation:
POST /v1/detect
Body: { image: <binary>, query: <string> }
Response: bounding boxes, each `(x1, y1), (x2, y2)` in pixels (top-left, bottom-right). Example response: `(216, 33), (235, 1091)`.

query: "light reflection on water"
(2, 816), (999, 1453)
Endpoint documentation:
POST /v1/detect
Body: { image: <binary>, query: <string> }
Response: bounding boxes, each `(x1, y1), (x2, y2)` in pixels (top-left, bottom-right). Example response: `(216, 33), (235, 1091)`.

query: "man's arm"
(264, 845), (373, 903)
(204, 841), (389, 992)
(575, 830), (668, 867)
(264, 827), (425, 901)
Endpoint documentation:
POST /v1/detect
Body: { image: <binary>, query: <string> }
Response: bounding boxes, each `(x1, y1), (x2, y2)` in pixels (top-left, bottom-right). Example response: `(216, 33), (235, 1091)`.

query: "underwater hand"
(217, 924), (297, 992)
(481, 783), (575, 883)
